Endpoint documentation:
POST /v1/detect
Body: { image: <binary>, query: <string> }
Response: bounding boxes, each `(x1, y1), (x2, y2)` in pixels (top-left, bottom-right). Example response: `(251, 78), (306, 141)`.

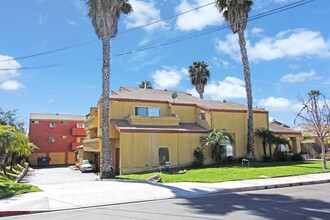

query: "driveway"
(21, 166), (98, 186)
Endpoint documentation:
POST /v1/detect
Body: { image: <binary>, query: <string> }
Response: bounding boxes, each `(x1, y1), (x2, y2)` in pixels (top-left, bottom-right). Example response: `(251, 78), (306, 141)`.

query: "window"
(59, 136), (67, 139)
(31, 120), (39, 124)
(135, 107), (161, 117)
(78, 137), (84, 143)
(158, 147), (169, 166)
(60, 121), (68, 124)
(198, 113), (206, 120)
(77, 123), (84, 128)
(49, 122), (55, 128)
(49, 137), (55, 143)
(220, 140), (234, 157)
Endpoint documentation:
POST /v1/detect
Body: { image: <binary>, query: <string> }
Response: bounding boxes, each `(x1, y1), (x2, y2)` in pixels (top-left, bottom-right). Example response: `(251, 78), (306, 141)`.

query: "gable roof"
(269, 122), (301, 135)
(30, 113), (85, 121)
(110, 87), (267, 113)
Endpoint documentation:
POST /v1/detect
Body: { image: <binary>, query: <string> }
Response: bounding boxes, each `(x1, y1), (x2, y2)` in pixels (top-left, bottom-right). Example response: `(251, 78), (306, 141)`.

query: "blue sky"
(0, 0), (329, 128)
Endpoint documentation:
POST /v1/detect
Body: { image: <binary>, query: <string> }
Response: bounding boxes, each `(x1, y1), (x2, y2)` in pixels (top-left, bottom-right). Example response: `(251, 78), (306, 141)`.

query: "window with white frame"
(198, 112), (206, 120)
(31, 120), (39, 124)
(49, 137), (55, 143)
(60, 121), (68, 125)
(59, 135), (67, 139)
(49, 122), (55, 128)
(77, 123), (84, 128)
(135, 107), (161, 117)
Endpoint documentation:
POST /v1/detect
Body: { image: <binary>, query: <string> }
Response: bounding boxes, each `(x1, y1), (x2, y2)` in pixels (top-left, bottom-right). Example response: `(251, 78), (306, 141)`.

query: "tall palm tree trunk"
(100, 36), (114, 178)
(238, 30), (255, 160)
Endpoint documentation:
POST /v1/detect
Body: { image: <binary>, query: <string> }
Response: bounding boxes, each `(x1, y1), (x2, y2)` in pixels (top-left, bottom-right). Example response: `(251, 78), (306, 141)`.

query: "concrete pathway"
(1, 167), (330, 216)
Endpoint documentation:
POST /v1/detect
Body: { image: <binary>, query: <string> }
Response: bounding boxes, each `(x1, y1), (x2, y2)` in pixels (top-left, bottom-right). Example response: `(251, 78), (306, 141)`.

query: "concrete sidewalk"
(1, 172), (330, 216)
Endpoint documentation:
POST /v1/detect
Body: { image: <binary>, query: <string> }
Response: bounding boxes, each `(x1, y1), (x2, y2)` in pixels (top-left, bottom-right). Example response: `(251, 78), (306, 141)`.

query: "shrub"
(192, 147), (205, 168)
(262, 156), (272, 162)
(273, 151), (291, 162)
(291, 153), (305, 161)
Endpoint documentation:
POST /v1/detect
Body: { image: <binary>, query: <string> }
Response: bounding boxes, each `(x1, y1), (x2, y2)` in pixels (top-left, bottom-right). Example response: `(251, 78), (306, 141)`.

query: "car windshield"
(82, 160), (93, 165)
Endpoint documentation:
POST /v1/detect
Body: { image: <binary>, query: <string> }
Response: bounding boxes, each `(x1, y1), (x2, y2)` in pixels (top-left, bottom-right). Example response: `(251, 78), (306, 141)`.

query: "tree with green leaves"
(0, 108), (24, 131)
(255, 128), (275, 160)
(215, 0), (255, 160)
(139, 81), (153, 89)
(188, 61), (210, 99)
(201, 128), (234, 165)
(295, 90), (330, 169)
(86, 0), (132, 178)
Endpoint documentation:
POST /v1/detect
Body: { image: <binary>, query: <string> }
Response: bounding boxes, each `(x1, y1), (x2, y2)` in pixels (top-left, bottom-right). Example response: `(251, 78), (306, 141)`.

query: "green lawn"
(118, 161), (330, 183)
(0, 164), (41, 199)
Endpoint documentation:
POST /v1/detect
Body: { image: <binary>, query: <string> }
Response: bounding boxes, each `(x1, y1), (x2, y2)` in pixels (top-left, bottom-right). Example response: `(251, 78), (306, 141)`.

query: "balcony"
(127, 115), (180, 126)
(71, 142), (82, 151)
(72, 128), (85, 136)
(85, 115), (98, 130)
(82, 138), (100, 152)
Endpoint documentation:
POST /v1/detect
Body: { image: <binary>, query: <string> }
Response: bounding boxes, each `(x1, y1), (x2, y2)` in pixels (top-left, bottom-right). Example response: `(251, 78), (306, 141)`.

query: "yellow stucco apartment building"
(79, 87), (301, 174)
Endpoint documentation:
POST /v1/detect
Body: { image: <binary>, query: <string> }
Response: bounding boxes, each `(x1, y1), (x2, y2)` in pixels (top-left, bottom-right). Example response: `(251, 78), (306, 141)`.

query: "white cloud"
(0, 55), (20, 81)
(211, 57), (229, 68)
(175, 0), (224, 31)
(280, 70), (317, 83)
(124, 0), (169, 32)
(258, 97), (292, 111)
(251, 27), (264, 35)
(187, 77), (246, 100)
(65, 19), (77, 26)
(0, 80), (24, 91)
(0, 55), (23, 91)
(216, 29), (330, 62)
(151, 66), (186, 89)
(38, 14), (48, 25)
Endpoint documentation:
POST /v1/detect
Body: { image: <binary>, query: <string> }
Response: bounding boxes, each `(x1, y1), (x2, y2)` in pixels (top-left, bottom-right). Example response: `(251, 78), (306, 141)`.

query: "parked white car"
(80, 160), (97, 172)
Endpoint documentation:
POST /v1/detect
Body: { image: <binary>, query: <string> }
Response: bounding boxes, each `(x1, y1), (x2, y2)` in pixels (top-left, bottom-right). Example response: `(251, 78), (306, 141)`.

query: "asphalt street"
(3, 183), (330, 220)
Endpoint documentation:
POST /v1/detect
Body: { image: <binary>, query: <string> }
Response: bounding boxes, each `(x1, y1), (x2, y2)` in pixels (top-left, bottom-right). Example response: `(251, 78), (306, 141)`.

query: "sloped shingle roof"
(269, 122), (301, 135)
(110, 87), (267, 113)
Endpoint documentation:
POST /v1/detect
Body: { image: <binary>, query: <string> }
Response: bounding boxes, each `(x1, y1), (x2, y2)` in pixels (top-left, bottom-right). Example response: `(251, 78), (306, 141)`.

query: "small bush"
(192, 147), (205, 168)
(273, 151), (291, 162)
(226, 156), (236, 164)
(262, 156), (272, 162)
(291, 153), (305, 161)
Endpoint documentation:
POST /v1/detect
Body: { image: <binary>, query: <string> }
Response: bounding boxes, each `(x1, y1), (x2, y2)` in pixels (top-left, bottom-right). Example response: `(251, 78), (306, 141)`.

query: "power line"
(0, 1), (216, 63)
(0, 0), (315, 71)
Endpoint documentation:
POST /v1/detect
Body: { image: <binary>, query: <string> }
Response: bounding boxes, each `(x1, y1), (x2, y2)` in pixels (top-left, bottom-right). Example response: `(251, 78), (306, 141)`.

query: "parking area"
(21, 166), (99, 186)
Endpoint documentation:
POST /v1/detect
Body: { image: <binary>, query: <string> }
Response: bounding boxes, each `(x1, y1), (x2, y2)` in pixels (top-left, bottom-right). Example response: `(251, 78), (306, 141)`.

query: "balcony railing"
(82, 138), (99, 152)
(85, 115), (98, 130)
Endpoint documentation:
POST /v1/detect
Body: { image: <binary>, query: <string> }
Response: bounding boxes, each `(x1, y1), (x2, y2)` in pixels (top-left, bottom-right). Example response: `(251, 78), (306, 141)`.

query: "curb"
(221, 179), (330, 194)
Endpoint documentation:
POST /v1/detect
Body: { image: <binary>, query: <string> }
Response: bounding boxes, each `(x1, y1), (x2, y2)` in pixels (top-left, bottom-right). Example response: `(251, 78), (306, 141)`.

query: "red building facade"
(28, 113), (86, 165)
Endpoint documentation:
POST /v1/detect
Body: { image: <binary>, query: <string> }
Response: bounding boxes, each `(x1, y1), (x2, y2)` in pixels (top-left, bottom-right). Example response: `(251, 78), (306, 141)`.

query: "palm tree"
(86, 0), (132, 178)
(188, 61), (210, 99)
(255, 128), (274, 159)
(201, 128), (234, 165)
(215, 0), (255, 160)
(139, 81), (153, 89)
